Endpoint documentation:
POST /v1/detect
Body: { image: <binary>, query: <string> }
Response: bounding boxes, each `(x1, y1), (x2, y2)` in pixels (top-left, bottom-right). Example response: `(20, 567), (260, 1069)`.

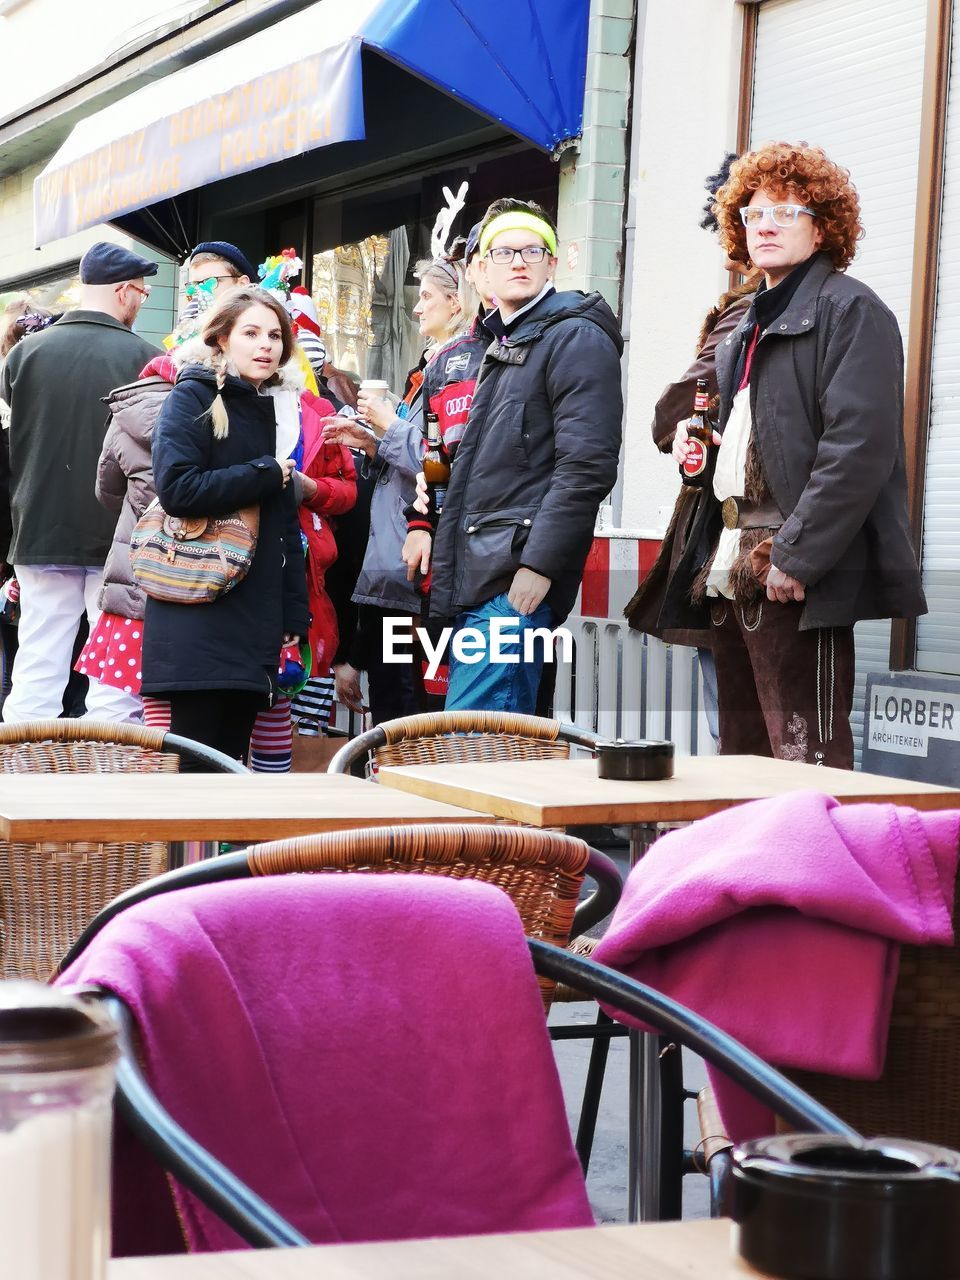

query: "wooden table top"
(0, 773), (495, 842)
(109, 1219), (759, 1277)
(379, 753), (960, 827)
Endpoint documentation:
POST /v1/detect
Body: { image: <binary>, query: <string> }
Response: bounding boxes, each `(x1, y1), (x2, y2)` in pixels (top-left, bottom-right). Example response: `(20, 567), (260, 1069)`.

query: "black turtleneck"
(751, 250), (823, 331)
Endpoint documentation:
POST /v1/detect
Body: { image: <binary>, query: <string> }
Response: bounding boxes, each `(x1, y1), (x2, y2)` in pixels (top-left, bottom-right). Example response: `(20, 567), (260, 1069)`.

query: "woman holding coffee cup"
(322, 254), (475, 724)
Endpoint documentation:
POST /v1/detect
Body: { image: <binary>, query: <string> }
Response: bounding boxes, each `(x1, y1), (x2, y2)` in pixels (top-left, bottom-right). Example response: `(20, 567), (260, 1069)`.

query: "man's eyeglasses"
(125, 283), (151, 299)
(194, 274), (239, 289)
(486, 245), (550, 265)
(739, 204), (816, 228)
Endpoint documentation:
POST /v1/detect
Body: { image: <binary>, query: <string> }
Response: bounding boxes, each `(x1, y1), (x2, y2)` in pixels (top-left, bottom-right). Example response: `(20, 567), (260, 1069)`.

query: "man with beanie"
(0, 240), (159, 722)
(427, 199), (623, 713)
(186, 240), (256, 290)
(178, 240), (255, 323)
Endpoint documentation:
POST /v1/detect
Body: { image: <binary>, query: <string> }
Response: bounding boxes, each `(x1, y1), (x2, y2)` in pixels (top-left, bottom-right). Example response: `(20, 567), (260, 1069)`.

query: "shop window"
(0, 267), (81, 314)
(311, 227), (421, 395)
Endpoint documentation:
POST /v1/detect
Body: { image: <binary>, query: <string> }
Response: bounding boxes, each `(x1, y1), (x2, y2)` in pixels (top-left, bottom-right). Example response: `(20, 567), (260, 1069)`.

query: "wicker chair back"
(328, 711), (602, 778)
(783, 874), (960, 1147)
(0, 720), (241, 980)
(248, 823), (601, 1006)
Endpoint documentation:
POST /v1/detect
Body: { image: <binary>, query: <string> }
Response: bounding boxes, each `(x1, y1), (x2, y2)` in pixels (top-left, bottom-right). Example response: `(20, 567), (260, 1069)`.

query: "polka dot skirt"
(75, 612), (144, 695)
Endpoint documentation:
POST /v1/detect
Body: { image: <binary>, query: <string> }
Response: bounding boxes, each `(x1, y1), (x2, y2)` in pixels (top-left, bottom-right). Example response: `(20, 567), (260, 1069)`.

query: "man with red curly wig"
(662, 142), (924, 767)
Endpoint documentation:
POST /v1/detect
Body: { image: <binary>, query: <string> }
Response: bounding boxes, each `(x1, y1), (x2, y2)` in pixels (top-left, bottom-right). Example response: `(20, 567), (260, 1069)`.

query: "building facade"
(3, 0), (956, 773)
(606, 0), (960, 777)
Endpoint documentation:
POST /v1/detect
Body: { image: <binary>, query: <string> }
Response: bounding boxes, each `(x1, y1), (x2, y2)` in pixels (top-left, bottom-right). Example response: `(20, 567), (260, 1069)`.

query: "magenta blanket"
(59, 875), (592, 1254)
(593, 793), (960, 1140)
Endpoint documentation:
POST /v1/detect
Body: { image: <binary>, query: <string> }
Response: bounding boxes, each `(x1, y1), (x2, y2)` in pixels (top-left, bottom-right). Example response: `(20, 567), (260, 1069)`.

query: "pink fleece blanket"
(593, 793), (960, 1140)
(58, 875), (591, 1254)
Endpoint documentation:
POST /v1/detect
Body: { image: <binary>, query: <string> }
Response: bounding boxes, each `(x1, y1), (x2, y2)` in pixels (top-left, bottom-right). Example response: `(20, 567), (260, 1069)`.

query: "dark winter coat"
(0, 311), (158, 565)
(660, 253), (926, 632)
(96, 375), (172, 619)
(429, 290), (623, 623)
(140, 367), (310, 697)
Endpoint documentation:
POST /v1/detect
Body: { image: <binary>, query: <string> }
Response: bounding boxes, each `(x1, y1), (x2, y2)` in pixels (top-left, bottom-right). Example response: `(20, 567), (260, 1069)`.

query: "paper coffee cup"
(359, 379), (390, 395)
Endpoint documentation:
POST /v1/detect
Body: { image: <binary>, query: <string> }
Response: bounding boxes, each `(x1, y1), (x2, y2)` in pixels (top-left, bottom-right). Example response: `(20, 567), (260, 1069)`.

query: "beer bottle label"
(693, 391), (710, 413)
(682, 439), (707, 477)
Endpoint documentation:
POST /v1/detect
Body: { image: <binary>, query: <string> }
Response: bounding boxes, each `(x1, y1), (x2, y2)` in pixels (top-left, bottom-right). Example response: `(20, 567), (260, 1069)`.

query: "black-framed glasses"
(196, 274), (239, 289)
(486, 245), (549, 265)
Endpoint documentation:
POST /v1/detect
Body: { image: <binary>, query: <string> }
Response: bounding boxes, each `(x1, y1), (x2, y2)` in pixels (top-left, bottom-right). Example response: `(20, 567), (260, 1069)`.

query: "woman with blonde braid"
(140, 287), (309, 768)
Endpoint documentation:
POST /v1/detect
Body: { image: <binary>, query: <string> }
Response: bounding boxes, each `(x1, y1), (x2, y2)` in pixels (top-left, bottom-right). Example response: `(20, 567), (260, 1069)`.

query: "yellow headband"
(479, 211), (558, 259)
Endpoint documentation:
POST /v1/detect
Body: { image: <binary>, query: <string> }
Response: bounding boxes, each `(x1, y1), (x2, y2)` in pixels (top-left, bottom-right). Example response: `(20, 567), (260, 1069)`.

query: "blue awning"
(34, 0), (588, 247)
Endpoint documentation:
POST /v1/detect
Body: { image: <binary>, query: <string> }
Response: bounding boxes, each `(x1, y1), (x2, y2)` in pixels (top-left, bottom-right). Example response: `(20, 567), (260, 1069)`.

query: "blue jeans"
(445, 594), (555, 714)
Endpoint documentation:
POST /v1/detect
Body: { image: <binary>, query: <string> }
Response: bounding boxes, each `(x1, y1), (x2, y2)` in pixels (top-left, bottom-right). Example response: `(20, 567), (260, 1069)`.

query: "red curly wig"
(713, 142), (862, 271)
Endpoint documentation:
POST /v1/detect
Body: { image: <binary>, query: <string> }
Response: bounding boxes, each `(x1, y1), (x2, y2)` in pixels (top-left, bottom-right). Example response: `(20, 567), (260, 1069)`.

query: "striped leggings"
(144, 673), (336, 772)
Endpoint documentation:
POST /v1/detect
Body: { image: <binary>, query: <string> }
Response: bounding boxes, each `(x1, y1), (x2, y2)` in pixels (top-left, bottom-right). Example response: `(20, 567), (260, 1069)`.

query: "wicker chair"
(698, 874), (960, 1215)
(0, 719), (247, 981)
(327, 710), (621, 1169)
(327, 710), (623, 1167)
(62, 818), (620, 1169)
(62, 823), (621, 1004)
(327, 709), (602, 777)
(86, 933), (853, 1251)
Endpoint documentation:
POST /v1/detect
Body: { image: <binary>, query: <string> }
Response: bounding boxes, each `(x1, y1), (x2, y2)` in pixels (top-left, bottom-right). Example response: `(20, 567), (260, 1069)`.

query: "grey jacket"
(663, 253), (926, 631)
(429, 290), (623, 622)
(351, 390), (424, 614)
(0, 311), (158, 565)
(96, 376), (171, 619)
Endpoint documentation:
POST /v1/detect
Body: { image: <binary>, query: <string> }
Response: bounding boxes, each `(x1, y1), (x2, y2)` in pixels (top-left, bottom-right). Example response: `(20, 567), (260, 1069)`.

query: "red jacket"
(299, 392), (357, 671)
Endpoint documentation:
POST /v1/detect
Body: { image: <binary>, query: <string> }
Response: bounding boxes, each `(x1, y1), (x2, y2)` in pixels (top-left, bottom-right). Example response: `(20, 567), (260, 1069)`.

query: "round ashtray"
(732, 1134), (960, 1280)
(596, 739), (674, 781)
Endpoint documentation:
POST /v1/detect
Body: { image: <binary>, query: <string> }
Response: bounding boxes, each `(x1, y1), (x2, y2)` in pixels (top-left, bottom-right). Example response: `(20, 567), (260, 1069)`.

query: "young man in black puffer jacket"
(406, 199), (622, 714)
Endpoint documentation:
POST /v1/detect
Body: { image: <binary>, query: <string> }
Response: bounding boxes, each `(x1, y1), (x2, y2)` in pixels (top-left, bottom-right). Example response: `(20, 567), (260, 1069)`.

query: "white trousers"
(2, 565), (142, 724)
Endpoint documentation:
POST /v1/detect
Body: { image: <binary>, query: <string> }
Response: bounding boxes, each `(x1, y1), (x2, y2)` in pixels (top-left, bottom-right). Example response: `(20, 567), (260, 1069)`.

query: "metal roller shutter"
(750, 0), (927, 757)
(916, 12), (960, 675)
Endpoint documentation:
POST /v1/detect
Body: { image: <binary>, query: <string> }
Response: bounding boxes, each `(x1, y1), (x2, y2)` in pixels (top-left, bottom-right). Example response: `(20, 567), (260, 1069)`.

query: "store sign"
(862, 672), (960, 785)
(34, 39), (365, 244)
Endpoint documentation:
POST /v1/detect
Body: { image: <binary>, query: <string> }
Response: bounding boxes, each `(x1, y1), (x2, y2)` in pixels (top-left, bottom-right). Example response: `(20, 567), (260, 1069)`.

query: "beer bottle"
(422, 411), (450, 517)
(680, 378), (715, 488)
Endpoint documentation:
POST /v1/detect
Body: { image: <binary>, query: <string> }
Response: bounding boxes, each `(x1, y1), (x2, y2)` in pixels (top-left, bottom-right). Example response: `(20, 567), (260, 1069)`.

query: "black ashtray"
(596, 739), (674, 781)
(733, 1134), (960, 1280)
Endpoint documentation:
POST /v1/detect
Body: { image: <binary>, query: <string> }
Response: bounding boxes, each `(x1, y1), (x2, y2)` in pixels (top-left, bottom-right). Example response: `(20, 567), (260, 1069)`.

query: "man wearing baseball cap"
(0, 240), (159, 722)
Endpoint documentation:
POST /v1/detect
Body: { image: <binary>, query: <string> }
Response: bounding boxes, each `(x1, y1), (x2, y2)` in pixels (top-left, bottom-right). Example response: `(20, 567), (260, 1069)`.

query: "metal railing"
(553, 616), (717, 755)
(327, 616), (717, 755)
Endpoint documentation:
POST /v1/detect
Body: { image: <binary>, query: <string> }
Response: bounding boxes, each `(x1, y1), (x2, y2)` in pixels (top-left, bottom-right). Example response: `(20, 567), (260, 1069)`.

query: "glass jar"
(0, 981), (118, 1279)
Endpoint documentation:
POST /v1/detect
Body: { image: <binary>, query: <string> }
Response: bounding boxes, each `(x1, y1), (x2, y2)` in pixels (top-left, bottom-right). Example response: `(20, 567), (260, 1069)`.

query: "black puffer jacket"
(141, 367), (310, 697)
(429, 290), (623, 622)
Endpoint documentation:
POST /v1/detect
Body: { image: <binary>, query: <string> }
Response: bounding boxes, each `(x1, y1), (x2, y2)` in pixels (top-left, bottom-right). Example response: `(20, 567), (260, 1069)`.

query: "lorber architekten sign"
(863, 672), (960, 785)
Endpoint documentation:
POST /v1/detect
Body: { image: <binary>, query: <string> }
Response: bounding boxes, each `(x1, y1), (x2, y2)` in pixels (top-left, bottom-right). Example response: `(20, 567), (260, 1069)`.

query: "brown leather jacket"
(626, 285), (755, 644)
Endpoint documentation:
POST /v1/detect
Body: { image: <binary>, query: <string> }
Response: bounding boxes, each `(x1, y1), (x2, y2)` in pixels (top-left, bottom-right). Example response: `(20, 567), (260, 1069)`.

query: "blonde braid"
(210, 356), (229, 439)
